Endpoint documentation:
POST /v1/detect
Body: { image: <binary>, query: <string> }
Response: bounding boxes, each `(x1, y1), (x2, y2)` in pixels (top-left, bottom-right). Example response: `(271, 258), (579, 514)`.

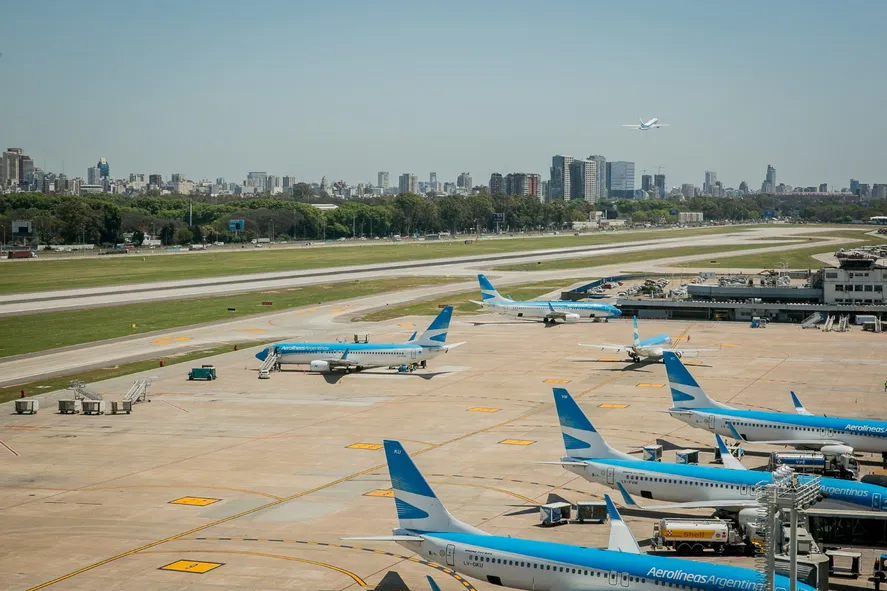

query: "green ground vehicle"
(188, 365), (217, 380)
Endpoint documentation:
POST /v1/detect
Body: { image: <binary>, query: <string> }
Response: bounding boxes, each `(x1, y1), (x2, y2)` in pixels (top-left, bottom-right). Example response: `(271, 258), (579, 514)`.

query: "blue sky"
(2, 0), (885, 190)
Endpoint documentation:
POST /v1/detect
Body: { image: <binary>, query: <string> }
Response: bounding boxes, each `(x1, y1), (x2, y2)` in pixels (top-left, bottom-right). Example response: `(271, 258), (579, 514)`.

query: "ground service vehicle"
(188, 365), (217, 380)
(651, 518), (751, 555)
(768, 451), (858, 480)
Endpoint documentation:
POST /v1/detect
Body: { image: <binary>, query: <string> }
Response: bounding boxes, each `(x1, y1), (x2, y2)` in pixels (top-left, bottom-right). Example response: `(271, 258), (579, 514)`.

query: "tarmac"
(3, 314), (886, 591)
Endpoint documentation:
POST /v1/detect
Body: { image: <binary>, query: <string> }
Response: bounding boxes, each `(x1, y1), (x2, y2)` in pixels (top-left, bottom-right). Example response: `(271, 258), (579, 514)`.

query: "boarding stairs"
(837, 315), (850, 332)
(823, 316), (835, 332)
(259, 351), (281, 374)
(67, 380), (103, 401)
(800, 312), (825, 329)
(876, 317), (883, 333)
(123, 378), (151, 403)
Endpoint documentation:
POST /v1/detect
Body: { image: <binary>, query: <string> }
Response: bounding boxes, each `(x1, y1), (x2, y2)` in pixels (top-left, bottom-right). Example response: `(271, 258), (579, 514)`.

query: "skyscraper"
(641, 174), (653, 192)
(704, 171), (717, 195)
(654, 174), (666, 197)
(87, 166), (101, 185)
(399, 173), (418, 194)
(246, 171), (267, 189)
(149, 174), (163, 187)
(569, 160), (598, 202)
(606, 161), (635, 198)
(1, 149), (23, 189)
(457, 172), (472, 190)
(588, 155), (607, 201)
(489, 173), (503, 194)
(761, 165), (776, 193)
(850, 179), (860, 195)
(526, 173), (541, 199)
(378, 172), (389, 188)
(429, 172), (437, 185)
(549, 155), (573, 201)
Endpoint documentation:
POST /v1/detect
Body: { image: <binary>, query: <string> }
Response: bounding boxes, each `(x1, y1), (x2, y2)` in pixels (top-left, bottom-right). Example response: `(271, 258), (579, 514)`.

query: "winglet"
(604, 494), (641, 554)
(725, 421), (746, 442)
(715, 433), (747, 471)
(790, 391), (814, 416)
(340, 349), (349, 360)
(426, 576), (442, 591)
(615, 482), (639, 507)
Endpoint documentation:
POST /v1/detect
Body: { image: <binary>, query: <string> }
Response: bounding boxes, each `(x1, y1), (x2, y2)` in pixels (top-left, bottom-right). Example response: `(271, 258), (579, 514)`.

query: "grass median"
(353, 279), (587, 322)
(1, 226), (755, 295)
(0, 276), (457, 358)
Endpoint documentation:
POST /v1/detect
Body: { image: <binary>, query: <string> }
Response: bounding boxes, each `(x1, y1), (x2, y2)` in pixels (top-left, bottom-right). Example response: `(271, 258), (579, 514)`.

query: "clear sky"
(2, 0), (885, 190)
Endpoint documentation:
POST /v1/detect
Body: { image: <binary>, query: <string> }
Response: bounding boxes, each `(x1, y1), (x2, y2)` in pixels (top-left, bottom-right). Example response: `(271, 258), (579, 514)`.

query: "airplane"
(549, 387), (887, 514)
(663, 351), (887, 459)
(580, 316), (718, 363)
(623, 117), (671, 131)
(254, 306), (463, 373)
(345, 440), (812, 591)
(472, 274), (621, 324)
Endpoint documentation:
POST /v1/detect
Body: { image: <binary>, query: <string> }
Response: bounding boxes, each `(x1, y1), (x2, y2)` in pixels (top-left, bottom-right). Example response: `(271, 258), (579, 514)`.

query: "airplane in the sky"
(549, 388), (887, 514)
(623, 117), (671, 130)
(472, 274), (621, 324)
(345, 439), (812, 591)
(663, 351), (887, 458)
(254, 306), (463, 373)
(580, 316), (718, 362)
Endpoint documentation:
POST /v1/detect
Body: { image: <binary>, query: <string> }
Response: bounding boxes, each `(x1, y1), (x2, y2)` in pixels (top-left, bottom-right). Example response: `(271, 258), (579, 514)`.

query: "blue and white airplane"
(254, 306), (463, 373)
(473, 274), (621, 324)
(346, 440), (812, 591)
(581, 316), (717, 363)
(550, 388), (887, 514)
(663, 351), (887, 457)
(623, 117), (671, 131)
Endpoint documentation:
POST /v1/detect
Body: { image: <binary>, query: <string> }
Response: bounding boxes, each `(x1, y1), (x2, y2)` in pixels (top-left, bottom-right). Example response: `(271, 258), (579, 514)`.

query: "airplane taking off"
(550, 388), (887, 514)
(254, 306), (463, 373)
(345, 440), (812, 591)
(623, 117), (671, 130)
(663, 351), (887, 459)
(581, 316), (718, 362)
(472, 274), (621, 324)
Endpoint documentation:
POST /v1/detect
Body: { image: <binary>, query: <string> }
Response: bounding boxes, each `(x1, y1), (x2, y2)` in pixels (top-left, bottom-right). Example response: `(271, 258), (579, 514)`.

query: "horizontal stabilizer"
(579, 344), (629, 352)
(442, 342), (466, 351)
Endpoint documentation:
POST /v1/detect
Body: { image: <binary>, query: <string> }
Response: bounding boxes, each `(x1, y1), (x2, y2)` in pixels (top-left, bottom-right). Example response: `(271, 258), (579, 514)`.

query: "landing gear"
(630, 354), (641, 363)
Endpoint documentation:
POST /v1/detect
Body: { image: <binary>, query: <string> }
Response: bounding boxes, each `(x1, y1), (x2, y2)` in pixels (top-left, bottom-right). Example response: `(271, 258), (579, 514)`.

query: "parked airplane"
(623, 117), (671, 130)
(472, 274), (621, 324)
(550, 388), (887, 513)
(254, 306), (463, 373)
(346, 440), (811, 591)
(663, 351), (887, 459)
(580, 316), (718, 362)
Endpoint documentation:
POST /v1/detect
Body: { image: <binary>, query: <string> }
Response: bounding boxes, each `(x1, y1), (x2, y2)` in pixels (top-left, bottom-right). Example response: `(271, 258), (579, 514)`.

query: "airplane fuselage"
(485, 301), (621, 322)
(630, 335), (672, 359)
(671, 408), (887, 454)
(566, 457), (887, 512)
(257, 343), (444, 369)
(397, 531), (799, 591)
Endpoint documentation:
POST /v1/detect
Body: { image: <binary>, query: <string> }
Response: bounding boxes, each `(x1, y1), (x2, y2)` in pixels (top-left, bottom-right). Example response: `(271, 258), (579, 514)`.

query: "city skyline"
(1, 1), (886, 188)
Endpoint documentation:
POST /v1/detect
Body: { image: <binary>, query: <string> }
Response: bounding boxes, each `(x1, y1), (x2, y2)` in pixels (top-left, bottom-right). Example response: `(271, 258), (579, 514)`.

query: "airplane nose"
(611, 307), (622, 317)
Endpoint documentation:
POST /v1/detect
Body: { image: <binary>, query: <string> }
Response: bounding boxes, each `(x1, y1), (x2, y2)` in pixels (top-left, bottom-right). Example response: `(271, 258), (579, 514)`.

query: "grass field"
(0, 276), (457, 358)
(689, 230), (886, 269)
(353, 279), (583, 322)
(0, 226), (755, 295)
(1, 343), (253, 405)
(487, 241), (798, 272)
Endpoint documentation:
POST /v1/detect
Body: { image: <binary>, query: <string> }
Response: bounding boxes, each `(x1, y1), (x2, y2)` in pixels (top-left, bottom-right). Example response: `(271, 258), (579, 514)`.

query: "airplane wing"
(469, 300), (486, 306)
(544, 302), (570, 321)
(621, 125), (642, 128)
(342, 535), (426, 542)
(726, 421), (845, 447)
(654, 124), (671, 127)
(671, 348), (720, 357)
(604, 495), (641, 554)
(327, 349), (362, 368)
(791, 391), (814, 416)
(579, 343), (631, 352)
(535, 460), (589, 467)
(616, 483), (757, 511)
(715, 434), (746, 471)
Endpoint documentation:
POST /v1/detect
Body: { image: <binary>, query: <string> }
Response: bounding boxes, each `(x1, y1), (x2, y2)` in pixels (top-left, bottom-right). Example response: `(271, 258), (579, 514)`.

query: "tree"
(131, 229), (145, 246)
(176, 227), (193, 245)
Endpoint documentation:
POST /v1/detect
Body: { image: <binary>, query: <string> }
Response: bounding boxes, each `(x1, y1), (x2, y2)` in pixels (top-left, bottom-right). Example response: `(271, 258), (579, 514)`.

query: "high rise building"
(588, 155), (607, 201)
(549, 155), (573, 201)
(282, 176), (298, 189)
(704, 171), (717, 194)
(171, 173), (185, 183)
(377, 171), (389, 188)
(87, 166), (101, 186)
(489, 173), (503, 194)
(246, 171), (267, 189)
(266, 175), (281, 191)
(681, 184), (696, 198)
(761, 165), (776, 193)
(457, 172), (472, 190)
(526, 173), (541, 199)
(850, 179), (860, 195)
(819, 183), (828, 193)
(149, 174), (163, 187)
(1, 148), (23, 189)
(654, 174), (666, 197)
(399, 173), (418, 194)
(606, 161), (635, 198)
(738, 181), (748, 194)
(568, 159), (598, 202)
(641, 174), (653, 192)
(429, 172), (437, 185)
(97, 158), (110, 180)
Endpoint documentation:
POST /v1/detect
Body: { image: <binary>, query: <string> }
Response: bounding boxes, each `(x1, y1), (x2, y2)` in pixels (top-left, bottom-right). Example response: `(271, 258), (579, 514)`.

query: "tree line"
(0, 191), (881, 247)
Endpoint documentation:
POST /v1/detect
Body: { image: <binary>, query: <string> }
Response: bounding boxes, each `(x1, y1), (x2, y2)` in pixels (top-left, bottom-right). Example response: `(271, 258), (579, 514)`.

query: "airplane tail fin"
(632, 316), (640, 347)
(663, 352), (730, 410)
(552, 388), (634, 460)
(415, 306), (453, 348)
(477, 274), (508, 303)
(383, 440), (485, 535)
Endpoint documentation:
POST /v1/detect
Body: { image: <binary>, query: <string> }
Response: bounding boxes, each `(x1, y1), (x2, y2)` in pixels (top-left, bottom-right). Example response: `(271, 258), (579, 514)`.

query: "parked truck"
(651, 518), (753, 556)
(768, 450), (858, 480)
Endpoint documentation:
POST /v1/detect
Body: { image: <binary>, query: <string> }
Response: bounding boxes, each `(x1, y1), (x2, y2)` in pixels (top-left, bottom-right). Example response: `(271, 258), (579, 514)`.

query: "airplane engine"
(564, 313), (580, 324)
(821, 444), (854, 456)
(309, 360), (331, 372)
(673, 350), (684, 359)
